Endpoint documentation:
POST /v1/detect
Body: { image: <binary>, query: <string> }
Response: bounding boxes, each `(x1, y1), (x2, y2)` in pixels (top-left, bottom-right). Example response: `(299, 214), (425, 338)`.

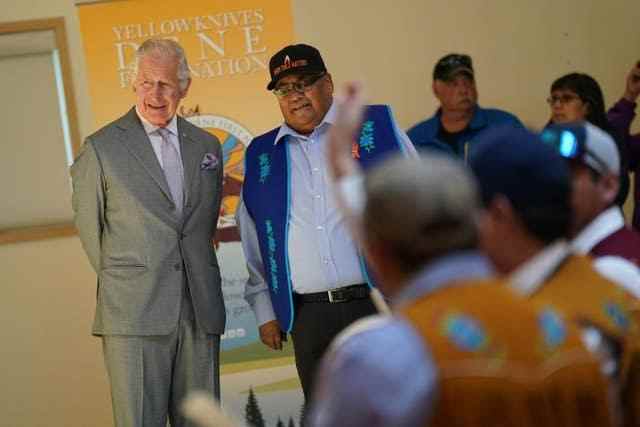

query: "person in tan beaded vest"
(305, 83), (616, 427)
(469, 125), (640, 427)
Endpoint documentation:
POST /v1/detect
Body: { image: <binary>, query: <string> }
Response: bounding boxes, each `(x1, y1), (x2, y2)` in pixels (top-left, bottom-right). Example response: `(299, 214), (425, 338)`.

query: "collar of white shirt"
(508, 240), (572, 297)
(135, 107), (179, 137)
(571, 206), (626, 254)
(273, 101), (337, 145)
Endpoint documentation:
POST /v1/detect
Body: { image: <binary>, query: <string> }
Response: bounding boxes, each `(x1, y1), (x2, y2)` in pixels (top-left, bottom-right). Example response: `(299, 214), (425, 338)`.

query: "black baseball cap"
(266, 44), (327, 90)
(433, 53), (474, 81)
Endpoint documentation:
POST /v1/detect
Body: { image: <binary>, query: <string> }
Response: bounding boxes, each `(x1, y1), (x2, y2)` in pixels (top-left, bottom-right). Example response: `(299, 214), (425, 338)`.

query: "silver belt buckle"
(328, 289), (347, 303)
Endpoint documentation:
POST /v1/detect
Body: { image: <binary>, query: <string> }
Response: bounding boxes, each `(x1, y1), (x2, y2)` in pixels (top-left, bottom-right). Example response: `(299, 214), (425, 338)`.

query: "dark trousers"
(290, 295), (377, 402)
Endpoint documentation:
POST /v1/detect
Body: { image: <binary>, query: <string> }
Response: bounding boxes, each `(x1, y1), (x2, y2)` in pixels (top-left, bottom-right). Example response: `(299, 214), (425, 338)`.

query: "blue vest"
(243, 105), (405, 331)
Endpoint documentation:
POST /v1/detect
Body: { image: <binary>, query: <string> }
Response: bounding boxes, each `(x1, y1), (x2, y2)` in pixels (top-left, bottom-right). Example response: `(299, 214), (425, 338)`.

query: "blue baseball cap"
(468, 125), (571, 213)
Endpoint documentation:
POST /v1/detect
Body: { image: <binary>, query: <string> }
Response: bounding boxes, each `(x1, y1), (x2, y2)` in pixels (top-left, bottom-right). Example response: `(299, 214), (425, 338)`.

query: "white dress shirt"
(236, 102), (417, 326)
(571, 207), (640, 297)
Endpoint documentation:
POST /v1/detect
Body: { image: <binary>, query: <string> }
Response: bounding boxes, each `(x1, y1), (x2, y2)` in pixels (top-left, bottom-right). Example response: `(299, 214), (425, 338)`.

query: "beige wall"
(1, 1), (639, 425)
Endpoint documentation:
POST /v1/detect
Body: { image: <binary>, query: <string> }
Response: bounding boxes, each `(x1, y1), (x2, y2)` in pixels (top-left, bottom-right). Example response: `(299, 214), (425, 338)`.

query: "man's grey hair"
(133, 38), (191, 90)
(363, 153), (480, 274)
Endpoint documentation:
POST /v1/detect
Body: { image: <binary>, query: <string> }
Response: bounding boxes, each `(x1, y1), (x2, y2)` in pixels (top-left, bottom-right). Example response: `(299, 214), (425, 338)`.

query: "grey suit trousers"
(102, 281), (220, 427)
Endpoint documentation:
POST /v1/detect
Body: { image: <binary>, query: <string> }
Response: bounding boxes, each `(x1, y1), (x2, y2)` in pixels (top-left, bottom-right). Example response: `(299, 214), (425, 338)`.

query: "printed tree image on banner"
(76, 1), (303, 425)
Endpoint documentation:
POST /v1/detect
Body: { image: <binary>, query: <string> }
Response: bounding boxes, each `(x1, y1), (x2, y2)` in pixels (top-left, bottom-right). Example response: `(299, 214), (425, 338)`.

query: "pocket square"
(200, 153), (219, 170)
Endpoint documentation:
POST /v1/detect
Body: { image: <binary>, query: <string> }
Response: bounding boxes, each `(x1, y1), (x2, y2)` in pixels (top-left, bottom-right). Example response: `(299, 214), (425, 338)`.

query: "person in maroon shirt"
(607, 61), (640, 231)
(542, 123), (640, 274)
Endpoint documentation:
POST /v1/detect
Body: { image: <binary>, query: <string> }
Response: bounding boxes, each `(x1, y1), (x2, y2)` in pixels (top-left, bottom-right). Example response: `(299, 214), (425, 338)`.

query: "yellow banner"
(78, 0), (293, 134)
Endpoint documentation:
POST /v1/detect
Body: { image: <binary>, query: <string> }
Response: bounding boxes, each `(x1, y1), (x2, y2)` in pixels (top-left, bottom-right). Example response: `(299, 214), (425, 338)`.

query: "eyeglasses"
(540, 125), (609, 175)
(272, 73), (326, 98)
(546, 94), (580, 106)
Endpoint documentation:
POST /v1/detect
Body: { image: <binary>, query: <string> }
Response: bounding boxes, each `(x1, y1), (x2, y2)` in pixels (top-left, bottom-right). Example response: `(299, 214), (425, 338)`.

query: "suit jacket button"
(174, 263), (182, 271)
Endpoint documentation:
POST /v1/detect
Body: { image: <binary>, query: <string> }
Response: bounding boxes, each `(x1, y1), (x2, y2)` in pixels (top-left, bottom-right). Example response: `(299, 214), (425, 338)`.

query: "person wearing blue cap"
(407, 53), (522, 161)
(469, 125), (640, 426)
(306, 83), (614, 427)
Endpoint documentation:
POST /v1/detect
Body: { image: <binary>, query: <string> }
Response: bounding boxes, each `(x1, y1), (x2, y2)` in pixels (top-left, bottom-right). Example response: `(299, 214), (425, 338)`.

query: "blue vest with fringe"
(243, 105), (405, 332)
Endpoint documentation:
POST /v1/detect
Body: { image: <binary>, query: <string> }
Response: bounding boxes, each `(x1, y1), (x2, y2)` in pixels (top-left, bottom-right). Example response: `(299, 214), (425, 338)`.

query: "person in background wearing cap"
(547, 72), (630, 207)
(235, 44), (416, 402)
(543, 123), (640, 294)
(307, 83), (614, 427)
(469, 126), (640, 426)
(608, 61), (640, 231)
(407, 53), (522, 160)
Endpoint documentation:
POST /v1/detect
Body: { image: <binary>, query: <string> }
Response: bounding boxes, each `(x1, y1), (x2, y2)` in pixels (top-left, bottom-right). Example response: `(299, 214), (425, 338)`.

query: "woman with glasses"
(547, 72), (630, 206)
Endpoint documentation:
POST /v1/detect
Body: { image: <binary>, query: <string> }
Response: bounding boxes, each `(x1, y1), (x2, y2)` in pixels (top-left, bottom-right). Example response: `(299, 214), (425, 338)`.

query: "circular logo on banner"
(185, 109), (253, 246)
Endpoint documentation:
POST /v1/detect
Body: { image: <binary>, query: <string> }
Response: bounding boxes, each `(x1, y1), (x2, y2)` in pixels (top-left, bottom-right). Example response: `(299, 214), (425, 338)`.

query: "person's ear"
(599, 174), (620, 206)
(323, 73), (334, 95)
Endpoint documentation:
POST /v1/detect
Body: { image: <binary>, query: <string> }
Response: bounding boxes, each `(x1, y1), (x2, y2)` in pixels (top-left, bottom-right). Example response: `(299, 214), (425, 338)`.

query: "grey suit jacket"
(71, 108), (226, 336)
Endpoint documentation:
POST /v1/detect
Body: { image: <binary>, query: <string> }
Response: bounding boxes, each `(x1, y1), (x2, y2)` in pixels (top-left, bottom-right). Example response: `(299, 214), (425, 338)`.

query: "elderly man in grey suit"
(71, 38), (225, 427)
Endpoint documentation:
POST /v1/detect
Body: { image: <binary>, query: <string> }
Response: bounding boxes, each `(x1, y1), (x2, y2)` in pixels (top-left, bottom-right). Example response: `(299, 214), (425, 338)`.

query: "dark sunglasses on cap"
(540, 124), (609, 175)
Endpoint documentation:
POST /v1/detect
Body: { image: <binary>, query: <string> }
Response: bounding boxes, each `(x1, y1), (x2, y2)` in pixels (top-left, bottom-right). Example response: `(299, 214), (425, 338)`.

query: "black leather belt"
(295, 284), (370, 304)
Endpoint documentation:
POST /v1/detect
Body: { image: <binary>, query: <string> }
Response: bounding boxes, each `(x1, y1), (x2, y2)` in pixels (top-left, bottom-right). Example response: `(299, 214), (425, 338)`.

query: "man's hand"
(327, 82), (367, 180)
(326, 82), (368, 244)
(624, 61), (640, 103)
(259, 320), (282, 350)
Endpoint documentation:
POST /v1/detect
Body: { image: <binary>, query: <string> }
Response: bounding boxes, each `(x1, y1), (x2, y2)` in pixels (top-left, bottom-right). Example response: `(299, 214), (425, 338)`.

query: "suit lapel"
(117, 108), (174, 205)
(178, 117), (202, 211)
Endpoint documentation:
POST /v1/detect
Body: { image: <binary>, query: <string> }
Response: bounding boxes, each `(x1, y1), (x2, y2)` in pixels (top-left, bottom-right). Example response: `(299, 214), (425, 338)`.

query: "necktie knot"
(157, 127), (172, 140)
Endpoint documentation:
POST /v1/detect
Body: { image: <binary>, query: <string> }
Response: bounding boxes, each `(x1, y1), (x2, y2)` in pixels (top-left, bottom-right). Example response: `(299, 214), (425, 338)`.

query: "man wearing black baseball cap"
(408, 53), (522, 160)
(236, 43), (416, 402)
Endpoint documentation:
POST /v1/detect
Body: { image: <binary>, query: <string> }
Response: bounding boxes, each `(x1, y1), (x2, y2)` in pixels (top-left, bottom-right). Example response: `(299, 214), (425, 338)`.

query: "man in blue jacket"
(408, 53), (522, 160)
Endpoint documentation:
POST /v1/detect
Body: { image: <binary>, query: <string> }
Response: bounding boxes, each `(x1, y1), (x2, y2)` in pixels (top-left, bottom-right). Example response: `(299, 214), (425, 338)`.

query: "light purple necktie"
(157, 127), (184, 215)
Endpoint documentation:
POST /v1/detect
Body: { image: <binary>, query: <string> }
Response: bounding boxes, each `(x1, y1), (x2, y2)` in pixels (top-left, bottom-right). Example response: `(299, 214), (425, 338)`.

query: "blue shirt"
(407, 105), (522, 160)
(236, 102), (416, 326)
(307, 251), (493, 427)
